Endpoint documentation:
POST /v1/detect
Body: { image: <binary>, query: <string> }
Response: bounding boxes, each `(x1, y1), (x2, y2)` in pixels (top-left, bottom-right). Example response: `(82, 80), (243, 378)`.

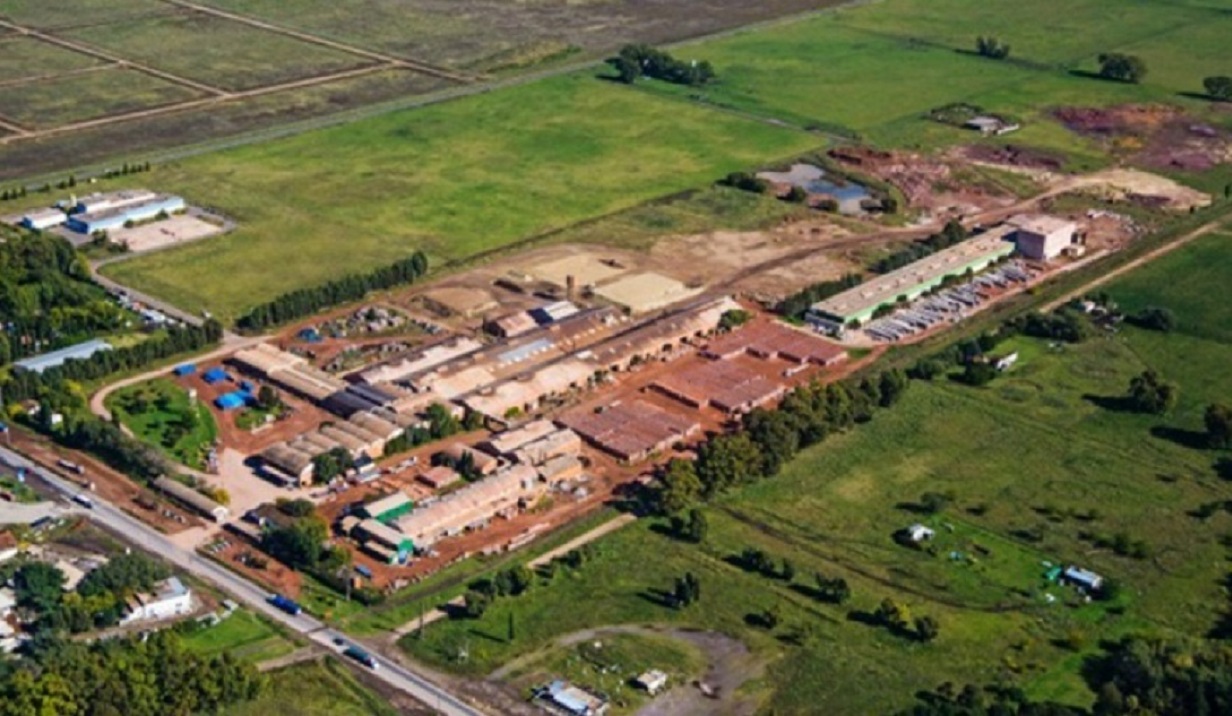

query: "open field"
(180, 609), (297, 663)
(220, 658), (400, 716)
(100, 75), (820, 321)
(105, 378), (218, 470)
(199, 0), (836, 70)
(0, 0), (176, 28)
(0, 37), (104, 81)
(0, 67), (202, 130)
(62, 14), (374, 92)
(403, 230), (1232, 712)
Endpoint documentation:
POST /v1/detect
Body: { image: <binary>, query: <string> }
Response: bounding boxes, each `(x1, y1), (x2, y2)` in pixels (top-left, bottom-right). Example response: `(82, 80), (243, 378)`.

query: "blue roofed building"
(13, 339), (112, 374)
(65, 191), (186, 235)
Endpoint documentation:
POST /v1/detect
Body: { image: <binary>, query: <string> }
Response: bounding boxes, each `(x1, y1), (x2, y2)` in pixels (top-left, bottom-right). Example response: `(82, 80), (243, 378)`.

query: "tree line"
(872, 219), (969, 274)
(606, 44), (716, 87)
(650, 368), (911, 514)
(0, 629), (263, 716)
(777, 273), (863, 320)
(237, 251), (428, 331)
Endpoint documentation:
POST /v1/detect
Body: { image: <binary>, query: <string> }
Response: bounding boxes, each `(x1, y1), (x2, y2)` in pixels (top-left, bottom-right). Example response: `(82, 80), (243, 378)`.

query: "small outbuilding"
(904, 524), (935, 543)
(634, 670), (669, 696)
(1063, 566), (1105, 592)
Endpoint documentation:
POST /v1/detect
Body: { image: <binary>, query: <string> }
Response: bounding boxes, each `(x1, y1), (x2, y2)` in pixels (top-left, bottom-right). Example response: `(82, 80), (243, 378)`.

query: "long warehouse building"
(806, 228), (1016, 331)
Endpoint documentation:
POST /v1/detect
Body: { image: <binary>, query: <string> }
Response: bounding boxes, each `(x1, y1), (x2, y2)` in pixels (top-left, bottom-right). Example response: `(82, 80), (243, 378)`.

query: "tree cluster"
(1126, 370), (1178, 414)
(1128, 306), (1175, 332)
(311, 446), (353, 484)
(10, 553), (173, 635)
(607, 44), (715, 87)
(975, 36), (1011, 59)
(673, 572), (701, 608)
(719, 171), (770, 194)
(668, 508), (708, 543)
(872, 598), (939, 642)
(813, 573), (851, 604)
(1097, 53), (1148, 83)
(734, 547), (795, 582)
(463, 565), (536, 618)
(0, 630), (263, 716)
(652, 370), (910, 513)
(1206, 76), (1232, 101)
(1206, 403), (1232, 449)
(236, 251), (428, 331)
(382, 403), (474, 458)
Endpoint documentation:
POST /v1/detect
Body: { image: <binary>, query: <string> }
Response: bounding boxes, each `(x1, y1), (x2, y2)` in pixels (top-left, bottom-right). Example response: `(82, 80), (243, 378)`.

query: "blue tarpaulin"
(214, 392), (248, 410)
(202, 367), (228, 384)
(173, 363), (197, 376)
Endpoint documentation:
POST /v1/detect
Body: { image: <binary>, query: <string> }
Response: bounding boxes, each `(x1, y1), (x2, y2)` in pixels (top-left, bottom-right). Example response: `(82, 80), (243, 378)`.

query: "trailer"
(72, 493), (95, 509)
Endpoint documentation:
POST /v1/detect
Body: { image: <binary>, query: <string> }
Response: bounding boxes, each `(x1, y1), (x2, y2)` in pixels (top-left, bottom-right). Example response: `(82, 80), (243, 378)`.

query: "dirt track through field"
(0, 62), (118, 90)
(0, 19), (229, 97)
(1040, 219), (1226, 311)
(162, 0), (476, 84)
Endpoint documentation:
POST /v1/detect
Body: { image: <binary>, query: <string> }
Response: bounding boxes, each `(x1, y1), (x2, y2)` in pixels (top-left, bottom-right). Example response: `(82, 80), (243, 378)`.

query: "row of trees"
(777, 273), (863, 320)
(607, 44), (716, 87)
(0, 630), (263, 716)
(236, 251), (428, 330)
(872, 219), (969, 274)
(652, 368), (910, 513)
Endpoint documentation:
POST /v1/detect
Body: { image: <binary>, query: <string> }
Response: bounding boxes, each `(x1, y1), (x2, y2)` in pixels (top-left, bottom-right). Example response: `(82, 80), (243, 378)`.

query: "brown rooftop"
(703, 321), (847, 365)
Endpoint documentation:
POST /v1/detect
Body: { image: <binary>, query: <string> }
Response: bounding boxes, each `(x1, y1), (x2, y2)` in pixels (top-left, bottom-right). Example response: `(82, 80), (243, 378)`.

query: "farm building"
(964, 116), (1020, 136)
(559, 401), (700, 463)
(66, 192), (185, 234)
(1008, 214), (1077, 260)
(258, 443), (316, 485)
(635, 670), (668, 696)
(535, 680), (609, 716)
(120, 577), (192, 624)
(512, 428), (582, 466)
(202, 367), (229, 384)
(462, 358), (594, 421)
(529, 300), (581, 325)
(486, 420), (558, 457)
(359, 492), (413, 523)
(488, 312), (538, 338)
(354, 518), (414, 554)
(19, 208), (66, 231)
(356, 337), (483, 385)
(702, 321), (847, 366)
(593, 272), (703, 314)
(437, 443), (499, 476)
(585, 297), (739, 372)
(421, 286), (498, 317)
(806, 229), (1017, 330)
(652, 359), (786, 415)
(395, 464), (542, 549)
(1063, 566), (1104, 592)
(13, 338), (112, 374)
(153, 477), (229, 522)
(417, 466), (462, 490)
(537, 454), (583, 484)
(231, 343), (346, 403)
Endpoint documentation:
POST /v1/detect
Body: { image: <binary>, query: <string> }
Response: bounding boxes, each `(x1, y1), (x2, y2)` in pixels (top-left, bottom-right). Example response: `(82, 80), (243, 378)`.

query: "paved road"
(0, 499), (66, 526)
(0, 445), (484, 716)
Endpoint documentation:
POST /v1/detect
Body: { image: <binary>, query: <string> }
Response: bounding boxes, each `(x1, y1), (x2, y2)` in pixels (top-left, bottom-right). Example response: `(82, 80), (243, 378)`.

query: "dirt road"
(1041, 219), (1226, 311)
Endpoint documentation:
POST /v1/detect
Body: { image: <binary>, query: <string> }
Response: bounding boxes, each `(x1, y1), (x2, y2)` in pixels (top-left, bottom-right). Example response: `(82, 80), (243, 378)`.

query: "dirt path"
(88, 332), (269, 422)
(257, 646), (324, 672)
(164, 0), (476, 83)
(489, 625), (764, 716)
(0, 19), (229, 97)
(1041, 219), (1225, 311)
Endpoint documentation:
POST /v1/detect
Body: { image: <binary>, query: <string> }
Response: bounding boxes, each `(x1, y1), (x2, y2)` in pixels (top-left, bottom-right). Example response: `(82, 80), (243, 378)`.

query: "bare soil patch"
(1055, 103), (1232, 172)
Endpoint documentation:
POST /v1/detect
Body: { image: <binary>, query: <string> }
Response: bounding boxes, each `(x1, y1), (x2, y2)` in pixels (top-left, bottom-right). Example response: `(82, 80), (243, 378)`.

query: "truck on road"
(267, 593), (302, 616)
(343, 644), (379, 670)
(72, 493), (95, 509)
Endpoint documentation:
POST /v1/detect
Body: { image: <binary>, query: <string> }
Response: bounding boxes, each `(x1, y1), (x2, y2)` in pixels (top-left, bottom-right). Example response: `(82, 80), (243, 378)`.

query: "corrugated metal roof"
(14, 339), (112, 373)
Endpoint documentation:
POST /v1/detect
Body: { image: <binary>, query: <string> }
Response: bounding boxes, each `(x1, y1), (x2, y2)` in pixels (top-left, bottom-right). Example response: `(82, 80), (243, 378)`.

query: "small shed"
(634, 670), (668, 696)
(905, 524), (935, 542)
(1063, 566), (1105, 592)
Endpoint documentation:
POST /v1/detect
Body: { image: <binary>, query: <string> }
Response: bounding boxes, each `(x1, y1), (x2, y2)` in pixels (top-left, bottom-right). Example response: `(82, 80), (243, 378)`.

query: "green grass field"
(180, 609), (297, 663)
(101, 74), (820, 321)
(403, 230), (1232, 713)
(221, 658), (398, 716)
(0, 68), (202, 130)
(642, 0), (1229, 154)
(0, 0), (171, 28)
(105, 378), (218, 470)
(64, 15), (373, 92)
(0, 37), (104, 81)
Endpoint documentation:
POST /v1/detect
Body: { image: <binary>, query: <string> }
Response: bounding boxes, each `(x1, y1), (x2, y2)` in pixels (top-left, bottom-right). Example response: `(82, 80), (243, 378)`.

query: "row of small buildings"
(20, 190), (186, 235)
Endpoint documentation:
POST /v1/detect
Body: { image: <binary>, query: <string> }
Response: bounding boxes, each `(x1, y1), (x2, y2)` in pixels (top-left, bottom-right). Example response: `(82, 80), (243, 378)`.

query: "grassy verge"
(220, 658), (399, 716)
(179, 608), (297, 663)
